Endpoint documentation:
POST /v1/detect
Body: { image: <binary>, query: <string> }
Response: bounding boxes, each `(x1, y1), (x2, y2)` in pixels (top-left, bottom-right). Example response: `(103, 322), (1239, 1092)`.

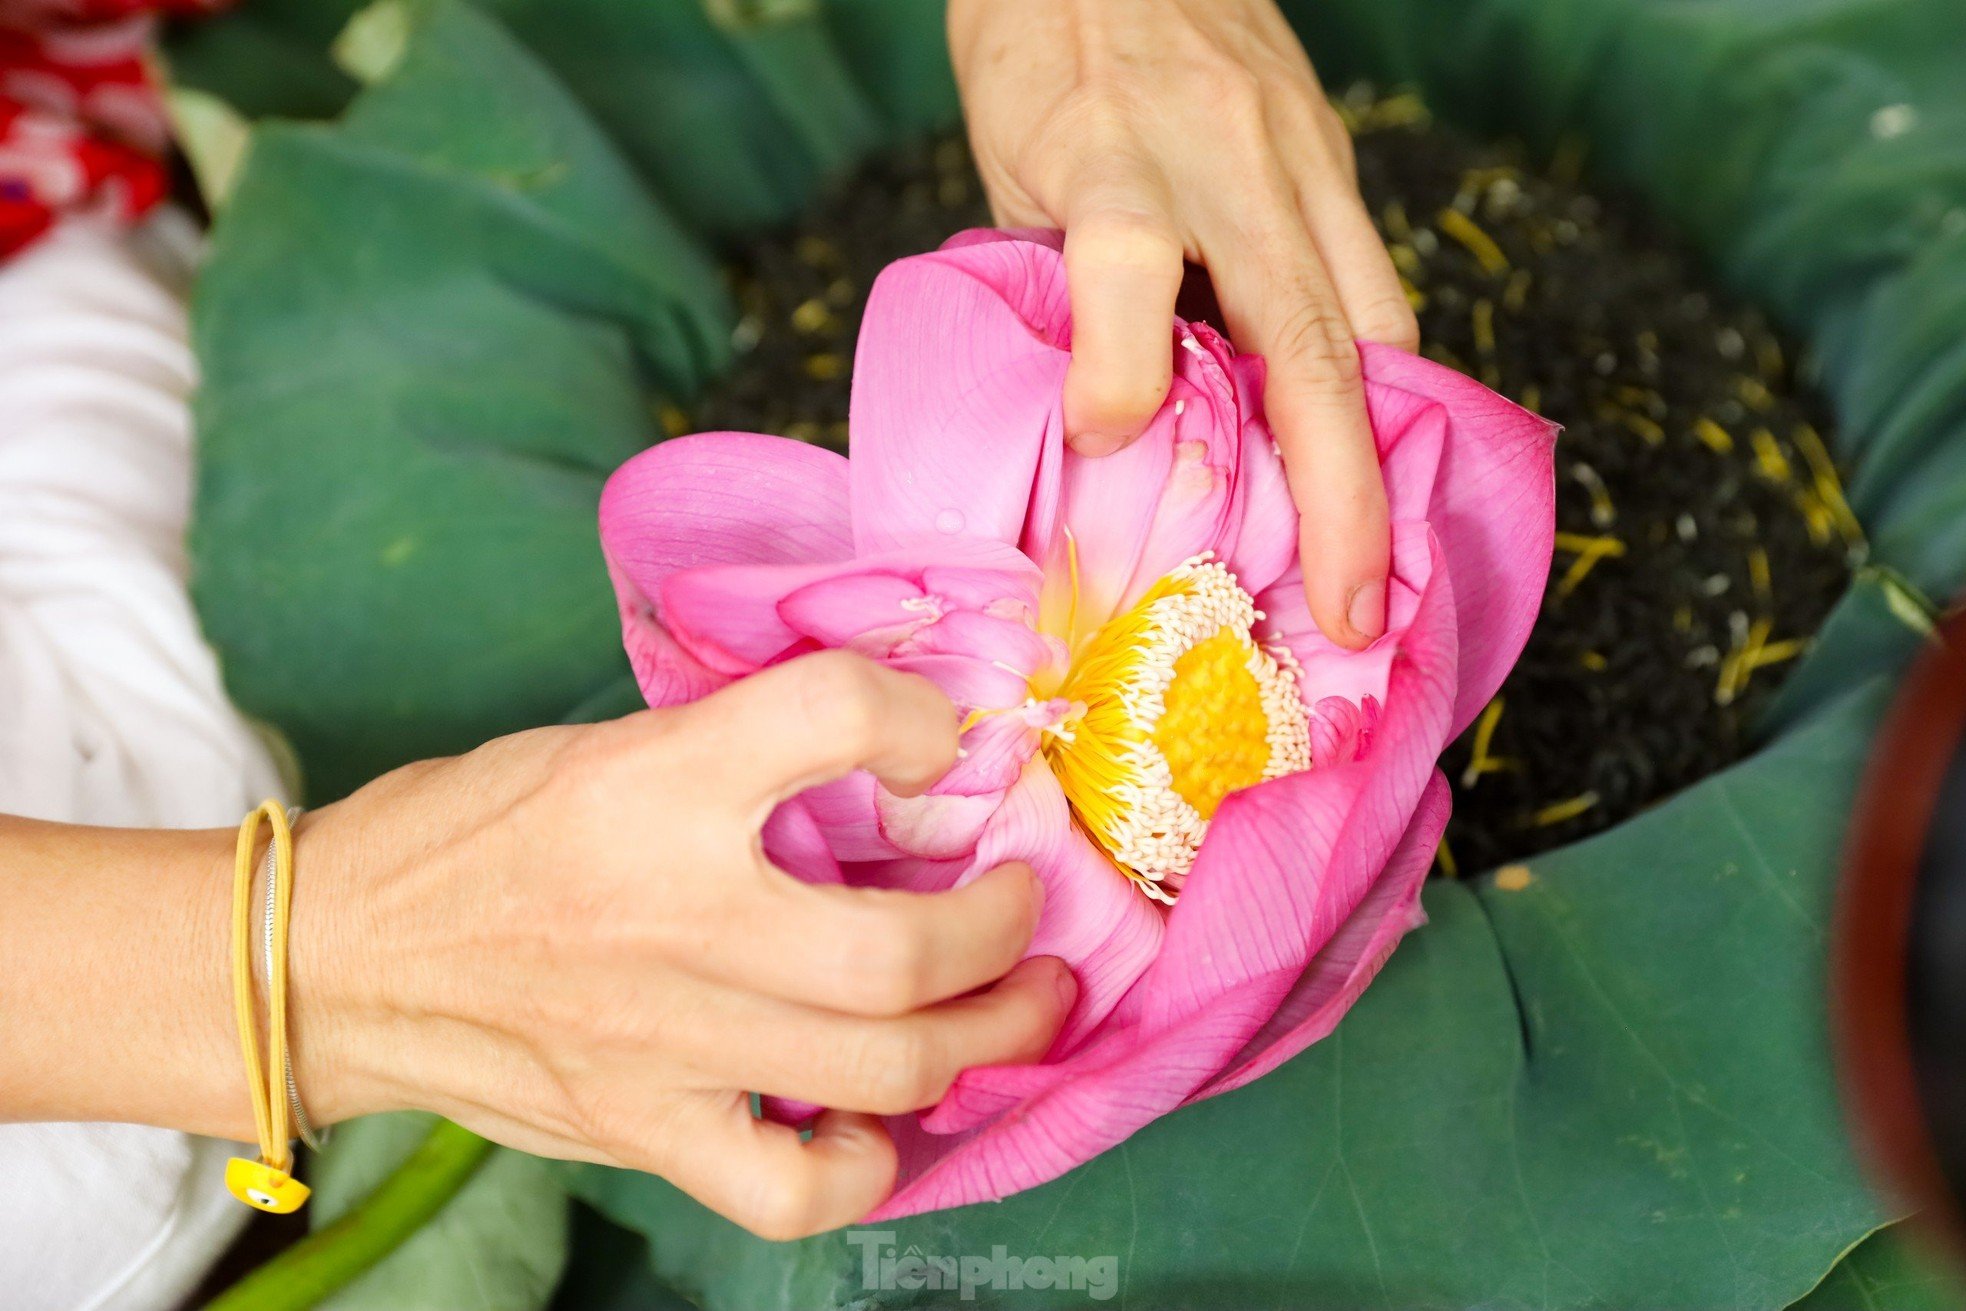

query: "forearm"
(0, 815), (254, 1133)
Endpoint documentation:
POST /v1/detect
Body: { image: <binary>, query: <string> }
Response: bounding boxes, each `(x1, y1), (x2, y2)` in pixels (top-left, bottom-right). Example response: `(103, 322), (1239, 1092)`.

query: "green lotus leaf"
(312, 1114), (568, 1311)
(164, 0), (366, 121)
(1791, 1226), (1966, 1311)
(470, 0), (881, 236)
(191, 0), (727, 798)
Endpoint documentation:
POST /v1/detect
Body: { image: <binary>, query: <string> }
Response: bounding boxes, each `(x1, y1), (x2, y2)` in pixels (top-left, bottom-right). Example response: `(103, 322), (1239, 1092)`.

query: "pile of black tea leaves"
(685, 87), (1859, 876)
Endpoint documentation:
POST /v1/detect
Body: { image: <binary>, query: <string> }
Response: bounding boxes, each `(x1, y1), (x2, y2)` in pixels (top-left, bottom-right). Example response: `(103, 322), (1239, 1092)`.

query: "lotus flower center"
(1041, 555), (1312, 904)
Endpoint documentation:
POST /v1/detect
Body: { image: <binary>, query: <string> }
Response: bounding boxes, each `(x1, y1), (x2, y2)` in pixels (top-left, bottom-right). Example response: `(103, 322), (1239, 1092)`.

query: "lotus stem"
(207, 1119), (494, 1311)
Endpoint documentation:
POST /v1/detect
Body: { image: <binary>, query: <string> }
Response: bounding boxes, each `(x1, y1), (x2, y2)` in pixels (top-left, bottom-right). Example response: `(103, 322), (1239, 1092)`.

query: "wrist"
(284, 804), (414, 1128)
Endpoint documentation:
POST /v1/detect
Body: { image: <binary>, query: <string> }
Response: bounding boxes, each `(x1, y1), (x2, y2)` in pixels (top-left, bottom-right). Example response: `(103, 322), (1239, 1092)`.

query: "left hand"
(948, 0), (1417, 651)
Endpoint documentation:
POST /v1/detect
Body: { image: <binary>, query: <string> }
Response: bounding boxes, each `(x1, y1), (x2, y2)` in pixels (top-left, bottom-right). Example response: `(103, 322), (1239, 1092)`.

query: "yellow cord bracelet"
(226, 800), (311, 1214)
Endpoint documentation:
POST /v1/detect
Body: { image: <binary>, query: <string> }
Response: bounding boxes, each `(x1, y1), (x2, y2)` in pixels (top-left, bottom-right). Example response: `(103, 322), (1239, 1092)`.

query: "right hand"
(291, 651), (1074, 1239)
(950, 0), (1416, 649)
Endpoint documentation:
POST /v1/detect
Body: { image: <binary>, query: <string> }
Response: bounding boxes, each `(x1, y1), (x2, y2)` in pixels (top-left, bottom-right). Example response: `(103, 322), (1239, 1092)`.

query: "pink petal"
(874, 971), (1293, 1218)
(1362, 344), (1558, 734)
(912, 771), (1166, 1143)
(1132, 529), (1457, 1031)
(938, 710), (1042, 797)
(1309, 694), (1373, 769)
(599, 432), (852, 580)
(1217, 353), (1299, 597)
(841, 854), (971, 894)
(1038, 322), (1287, 634)
(1364, 378), (1448, 526)
(1118, 419), (1222, 603)
(965, 764), (1163, 1053)
(874, 786), (1002, 861)
(599, 433), (853, 706)
(929, 233), (1074, 569)
(1049, 401), (1178, 629)
(657, 541), (1039, 680)
(798, 696), (1046, 869)
(798, 773), (902, 862)
(1194, 769), (1450, 1097)
(941, 227), (1065, 254)
(849, 238), (1071, 555)
(870, 559), (1457, 1217)
(1144, 326), (1294, 602)
(605, 557), (726, 710)
(899, 610), (1059, 683)
(924, 561), (1042, 615)
(885, 653), (1029, 714)
(778, 570), (927, 654)
(759, 796), (842, 887)
(759, 1094), (821, 1127)
(658, 561), (833, 675)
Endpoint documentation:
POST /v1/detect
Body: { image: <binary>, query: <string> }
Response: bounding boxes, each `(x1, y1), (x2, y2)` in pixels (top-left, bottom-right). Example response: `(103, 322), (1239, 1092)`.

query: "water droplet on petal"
(934, 509), (965, 535)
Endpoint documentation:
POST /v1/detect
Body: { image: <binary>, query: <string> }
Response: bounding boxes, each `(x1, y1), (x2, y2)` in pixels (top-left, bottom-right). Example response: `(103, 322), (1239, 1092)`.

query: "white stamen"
(1057, 555), (1311, 896)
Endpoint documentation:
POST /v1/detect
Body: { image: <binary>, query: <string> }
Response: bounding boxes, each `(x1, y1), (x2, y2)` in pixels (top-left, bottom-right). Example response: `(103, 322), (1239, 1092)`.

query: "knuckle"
(1307, 100), (1357, 165)
(837, 911), (935, 1015)
(1269, 300), (1362, 387)
(1190, 56), (1265, 123)
(553, 717), (661, 799)
(789, 651), (886, 756)
(564, 1085), (666, 1170)
(565, 1095), (629, 1160)
(863, 1028), (949, 1114)
(1033, 90), (1134, 179)
(1329, 127), (1360, 180)
(1356, 297), (1421, 351)
(1329, 123), (1359, 175)
(1074, 210), (1183, 276)
(1070, 87), (1136, 148)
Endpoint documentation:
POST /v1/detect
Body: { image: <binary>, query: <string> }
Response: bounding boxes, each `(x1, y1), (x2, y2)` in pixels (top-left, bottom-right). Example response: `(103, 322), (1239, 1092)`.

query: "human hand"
(949, 0), (1416, 649)
(293, 652), (1074, 1239)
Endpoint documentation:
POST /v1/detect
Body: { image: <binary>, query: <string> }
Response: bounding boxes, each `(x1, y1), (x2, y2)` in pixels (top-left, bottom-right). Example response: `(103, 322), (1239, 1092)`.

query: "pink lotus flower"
(599, 229), (1555, 1218)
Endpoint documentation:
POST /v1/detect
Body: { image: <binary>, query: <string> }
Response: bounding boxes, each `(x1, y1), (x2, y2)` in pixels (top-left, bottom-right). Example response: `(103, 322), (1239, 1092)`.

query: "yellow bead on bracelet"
(227, 800), (311, 1214)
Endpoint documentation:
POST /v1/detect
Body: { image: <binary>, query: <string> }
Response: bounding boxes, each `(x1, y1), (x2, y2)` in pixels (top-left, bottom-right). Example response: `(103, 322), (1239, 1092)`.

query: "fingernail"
(1347, 579), (1387, 643)
(1024, 866), (1047, 919)
(1045, 958), (1079, 1008)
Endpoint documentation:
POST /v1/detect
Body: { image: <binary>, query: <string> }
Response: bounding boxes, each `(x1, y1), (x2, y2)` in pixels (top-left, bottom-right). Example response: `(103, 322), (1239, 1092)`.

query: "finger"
(722, 861), (1045, 1016)
(1061, 195), (1187, 456)
(1196, 170), (1391, 649)
(1277, 97), (1418, 351)
(677, 650), (960, 810)
(657, 1097), (897, 1241)
(698, 956), (1077, 1116)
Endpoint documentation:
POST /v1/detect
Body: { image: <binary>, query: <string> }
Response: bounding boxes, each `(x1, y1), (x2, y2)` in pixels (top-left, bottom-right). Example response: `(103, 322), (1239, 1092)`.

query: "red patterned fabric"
(0, 0), (224, 258)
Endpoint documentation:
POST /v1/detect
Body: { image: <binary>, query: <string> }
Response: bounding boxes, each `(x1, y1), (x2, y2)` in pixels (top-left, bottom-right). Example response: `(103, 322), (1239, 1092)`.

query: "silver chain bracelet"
(255, 806), (329, 1151)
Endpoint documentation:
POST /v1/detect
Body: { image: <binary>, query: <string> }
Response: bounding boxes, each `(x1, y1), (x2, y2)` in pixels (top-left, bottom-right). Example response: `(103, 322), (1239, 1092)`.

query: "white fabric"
(0, 216), (281, 1310)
